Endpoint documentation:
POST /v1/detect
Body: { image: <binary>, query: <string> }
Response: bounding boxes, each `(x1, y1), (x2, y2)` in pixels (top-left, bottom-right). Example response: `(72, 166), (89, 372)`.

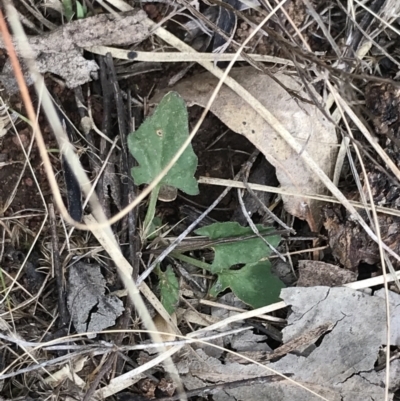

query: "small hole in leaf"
(156, 129), (163, 137)
(229, 263), (245, 271)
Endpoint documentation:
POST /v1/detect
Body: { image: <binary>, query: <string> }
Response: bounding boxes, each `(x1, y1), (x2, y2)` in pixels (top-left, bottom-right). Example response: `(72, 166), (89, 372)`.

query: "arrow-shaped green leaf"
(195, 222), (280, 273)
(209, 261), (284, 308)
(128, 92), (199, 196)
(194, 221), (284, 307)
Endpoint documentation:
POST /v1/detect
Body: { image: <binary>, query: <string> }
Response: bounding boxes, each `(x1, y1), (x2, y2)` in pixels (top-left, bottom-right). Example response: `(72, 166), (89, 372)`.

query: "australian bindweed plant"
(128, 92), (284, 314)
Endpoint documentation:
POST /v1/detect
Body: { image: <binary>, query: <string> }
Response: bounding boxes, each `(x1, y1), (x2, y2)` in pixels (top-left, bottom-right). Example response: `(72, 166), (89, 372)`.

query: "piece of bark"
(297, 260), (357, 287)
(323, 206), (378, 270)
(0, 10), (149, 92)
(226, 322), (334, 364)
(324, 204), (400, 270)
(67, 262), (124, 338)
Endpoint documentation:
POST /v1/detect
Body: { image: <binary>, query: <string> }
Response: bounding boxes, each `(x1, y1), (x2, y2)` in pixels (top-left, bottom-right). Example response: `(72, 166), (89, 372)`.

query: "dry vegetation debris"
(0, 10), (150, 92)
(154, 66), (338, 230)
(173, 287), (400, 401)
(1, 0), (400, 400)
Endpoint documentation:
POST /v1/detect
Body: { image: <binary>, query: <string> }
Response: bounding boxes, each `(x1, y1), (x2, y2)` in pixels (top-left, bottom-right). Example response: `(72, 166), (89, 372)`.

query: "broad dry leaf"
(156, 67), (338, 228)
(153, 312), (177, 343)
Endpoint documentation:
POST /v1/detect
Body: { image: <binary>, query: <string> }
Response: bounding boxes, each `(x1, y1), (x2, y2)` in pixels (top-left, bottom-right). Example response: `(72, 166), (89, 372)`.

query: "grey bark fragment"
(0, 11), (149, 92)
(173, 287), (400, 401)
(67, 262), (124, 339)
(297, 260), (357, 287)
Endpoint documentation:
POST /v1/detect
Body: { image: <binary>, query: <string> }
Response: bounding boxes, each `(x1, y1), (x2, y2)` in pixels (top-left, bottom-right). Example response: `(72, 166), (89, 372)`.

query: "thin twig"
(83, 353), (117, 401)
(237, 188), (286, 261)
(123, 91), (140, 280)
(197, 176), (400, 218)
(49, 204), (70, 328)
(242, 182), (294, 233)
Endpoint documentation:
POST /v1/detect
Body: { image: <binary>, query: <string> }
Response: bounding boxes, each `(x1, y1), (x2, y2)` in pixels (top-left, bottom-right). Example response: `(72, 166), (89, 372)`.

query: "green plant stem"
(143, 184), (161, 238)
(0, 268), (12, 311)
(171, 251), (212, 272)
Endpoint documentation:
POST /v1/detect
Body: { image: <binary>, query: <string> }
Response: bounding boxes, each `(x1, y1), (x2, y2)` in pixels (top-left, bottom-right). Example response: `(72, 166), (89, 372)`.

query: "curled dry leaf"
(154, 67), (338, 228)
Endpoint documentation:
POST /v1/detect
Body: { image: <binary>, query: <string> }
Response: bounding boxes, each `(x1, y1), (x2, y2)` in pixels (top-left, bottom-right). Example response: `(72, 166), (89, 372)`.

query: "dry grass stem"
(86, 45), (295, 65)
(198, 176), (400, 218)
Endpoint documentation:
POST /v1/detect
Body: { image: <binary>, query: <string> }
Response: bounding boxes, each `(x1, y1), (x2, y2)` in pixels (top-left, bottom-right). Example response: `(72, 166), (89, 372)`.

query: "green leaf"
(158, 265), (179, 315)
(76, 0), (87, 19)
(195, 222), (280, 273)
(209, 261), (284, 308)
(128, 92), (198, 196)
(62, 0), (74, 20)
(193, 222), (284, 307)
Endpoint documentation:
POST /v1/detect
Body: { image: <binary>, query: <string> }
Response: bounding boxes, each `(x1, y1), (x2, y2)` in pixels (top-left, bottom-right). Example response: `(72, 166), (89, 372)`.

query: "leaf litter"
(153, 66), (338, 229)
(2, 1), (400, 400)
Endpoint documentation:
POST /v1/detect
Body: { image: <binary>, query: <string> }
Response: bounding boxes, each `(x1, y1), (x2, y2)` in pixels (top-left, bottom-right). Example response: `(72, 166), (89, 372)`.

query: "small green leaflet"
(76, 0), (87, 19)
(209, 261), (285, 308)
(128, 92), (199, 196)
(62, 0), (74, 20)
(195, 222), (284, 307)
(195, 222), (280, 273)
(157, 265), (179, 315)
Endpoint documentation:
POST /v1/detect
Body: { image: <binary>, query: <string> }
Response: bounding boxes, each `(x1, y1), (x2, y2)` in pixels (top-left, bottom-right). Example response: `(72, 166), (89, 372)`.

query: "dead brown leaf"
(155, 67), (338, 228)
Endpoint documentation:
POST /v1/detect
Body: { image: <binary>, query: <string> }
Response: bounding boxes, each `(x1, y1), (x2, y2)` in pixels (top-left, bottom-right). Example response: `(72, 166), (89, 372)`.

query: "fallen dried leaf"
(153, 312), (177, 344)
(155, 67), (338, 228)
